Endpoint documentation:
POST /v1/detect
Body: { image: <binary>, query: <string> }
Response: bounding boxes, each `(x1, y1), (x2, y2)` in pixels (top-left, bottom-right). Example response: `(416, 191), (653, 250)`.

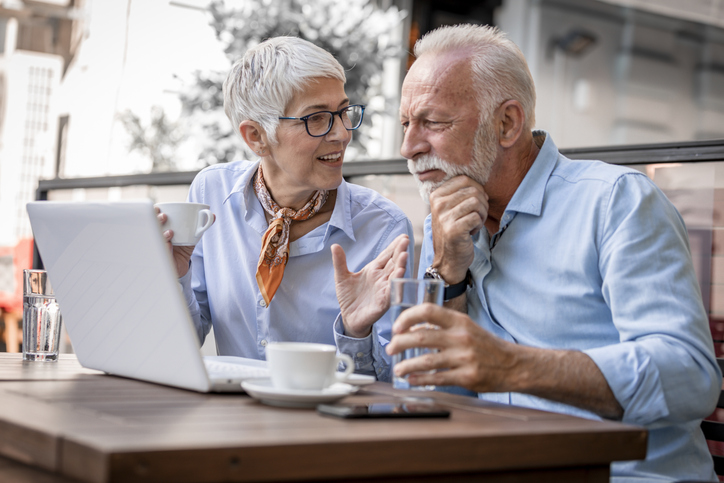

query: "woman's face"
(262, 77), (352, 207)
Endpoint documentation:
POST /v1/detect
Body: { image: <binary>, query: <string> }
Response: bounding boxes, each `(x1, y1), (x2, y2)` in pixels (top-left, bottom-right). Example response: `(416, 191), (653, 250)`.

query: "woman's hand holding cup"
(154, 202), (215, 278)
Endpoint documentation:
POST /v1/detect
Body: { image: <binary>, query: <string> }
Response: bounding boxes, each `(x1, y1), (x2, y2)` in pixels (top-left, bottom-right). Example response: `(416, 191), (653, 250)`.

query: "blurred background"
(1, 0), (724, 355)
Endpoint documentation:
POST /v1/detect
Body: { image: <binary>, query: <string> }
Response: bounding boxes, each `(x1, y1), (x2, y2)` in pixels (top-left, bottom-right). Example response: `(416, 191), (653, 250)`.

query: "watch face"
(425, 267), (442, 279)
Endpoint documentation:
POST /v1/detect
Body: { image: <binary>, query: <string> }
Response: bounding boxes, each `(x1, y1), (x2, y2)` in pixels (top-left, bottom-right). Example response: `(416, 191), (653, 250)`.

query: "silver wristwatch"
(423, 266), (471, 301)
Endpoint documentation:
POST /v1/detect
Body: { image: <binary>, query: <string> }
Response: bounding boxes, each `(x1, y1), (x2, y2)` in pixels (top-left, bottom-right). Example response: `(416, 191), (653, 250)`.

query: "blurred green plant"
(180, 0), (406, 166)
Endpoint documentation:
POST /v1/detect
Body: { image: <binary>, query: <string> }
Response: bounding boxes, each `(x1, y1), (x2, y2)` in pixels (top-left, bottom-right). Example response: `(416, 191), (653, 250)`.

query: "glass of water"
(23, 269), (63, 362)
(390, 278), (445, 390)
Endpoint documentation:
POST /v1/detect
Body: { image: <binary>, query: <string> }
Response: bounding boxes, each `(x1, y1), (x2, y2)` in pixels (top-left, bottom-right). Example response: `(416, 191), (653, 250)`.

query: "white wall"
(497, 0), (724, 148)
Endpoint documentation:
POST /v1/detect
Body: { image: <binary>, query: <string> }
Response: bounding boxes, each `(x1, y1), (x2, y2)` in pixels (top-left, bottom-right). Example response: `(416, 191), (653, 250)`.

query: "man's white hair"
(223, 36), (346, 145)
(414, 24), (536, 131)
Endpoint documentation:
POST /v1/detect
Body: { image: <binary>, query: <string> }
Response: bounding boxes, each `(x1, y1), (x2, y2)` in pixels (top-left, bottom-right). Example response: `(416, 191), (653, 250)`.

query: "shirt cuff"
(584, 342), (668, 426)
(333, 314), (375, 370)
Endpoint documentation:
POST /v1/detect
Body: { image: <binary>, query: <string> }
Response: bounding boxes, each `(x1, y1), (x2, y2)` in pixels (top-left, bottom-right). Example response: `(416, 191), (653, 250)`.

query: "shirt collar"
(223, 160), (260, 206)
(504, 130), (558, 218)
(221, 160), (356, 241)
(326, 179), (356, 242)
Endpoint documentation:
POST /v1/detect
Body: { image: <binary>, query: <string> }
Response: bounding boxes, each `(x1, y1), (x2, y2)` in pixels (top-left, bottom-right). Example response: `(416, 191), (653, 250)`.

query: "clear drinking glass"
(23, 269), (63, 362)
(390, 278), (445, 390)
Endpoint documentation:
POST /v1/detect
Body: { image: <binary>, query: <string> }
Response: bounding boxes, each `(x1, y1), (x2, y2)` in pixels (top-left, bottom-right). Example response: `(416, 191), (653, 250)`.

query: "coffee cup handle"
(195, 209), (214, 237)
(334, 353), (355, 382)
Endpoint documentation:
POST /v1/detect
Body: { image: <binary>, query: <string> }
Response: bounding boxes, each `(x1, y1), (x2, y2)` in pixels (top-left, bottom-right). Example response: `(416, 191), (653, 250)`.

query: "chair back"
(700, 358), (724, 476)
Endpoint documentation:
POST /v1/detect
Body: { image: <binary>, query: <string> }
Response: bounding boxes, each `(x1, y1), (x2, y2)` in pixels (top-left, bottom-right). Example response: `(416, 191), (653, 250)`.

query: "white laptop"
(26, 200), (269, 392)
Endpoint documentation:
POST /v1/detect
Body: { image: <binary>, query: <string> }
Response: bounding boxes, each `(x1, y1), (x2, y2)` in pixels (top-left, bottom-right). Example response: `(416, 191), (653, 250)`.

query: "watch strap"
(444, 270), (471, 301)
(424, 267), (471, 301)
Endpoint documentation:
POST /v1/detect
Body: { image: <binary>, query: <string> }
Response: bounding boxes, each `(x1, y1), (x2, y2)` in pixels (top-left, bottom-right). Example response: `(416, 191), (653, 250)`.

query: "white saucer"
(241, 378), (359, 408)
(346, 373), (375, 386)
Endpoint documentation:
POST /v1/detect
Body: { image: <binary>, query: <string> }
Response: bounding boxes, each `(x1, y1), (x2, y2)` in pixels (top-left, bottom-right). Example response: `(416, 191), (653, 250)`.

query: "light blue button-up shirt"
(419, 132), (721, 482)
(179, 160), (413, 377)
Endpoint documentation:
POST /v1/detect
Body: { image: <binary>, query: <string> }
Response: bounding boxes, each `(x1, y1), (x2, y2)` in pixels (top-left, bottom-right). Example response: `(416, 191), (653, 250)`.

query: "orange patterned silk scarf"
(253, 165), (328, 306)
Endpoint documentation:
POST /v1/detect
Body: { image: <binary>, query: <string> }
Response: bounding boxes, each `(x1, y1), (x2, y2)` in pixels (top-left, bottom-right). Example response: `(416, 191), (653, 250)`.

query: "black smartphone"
(317, 402), (451, 419)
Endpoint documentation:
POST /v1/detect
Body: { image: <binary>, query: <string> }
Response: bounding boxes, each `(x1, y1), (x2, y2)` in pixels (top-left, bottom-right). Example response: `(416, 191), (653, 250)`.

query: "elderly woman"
(160, 36), (413, 379)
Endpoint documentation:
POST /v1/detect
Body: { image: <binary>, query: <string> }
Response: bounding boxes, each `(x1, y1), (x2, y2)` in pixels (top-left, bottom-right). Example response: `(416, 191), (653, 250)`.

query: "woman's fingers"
(376, 235), (409, 269)
(331, 244), (350, 283)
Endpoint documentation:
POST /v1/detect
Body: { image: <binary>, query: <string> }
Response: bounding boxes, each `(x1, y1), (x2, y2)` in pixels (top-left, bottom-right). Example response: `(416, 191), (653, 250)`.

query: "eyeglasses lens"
(307, 113), (332, 136)
(307, 106), (363, 136)
(341, 105), (363, 130)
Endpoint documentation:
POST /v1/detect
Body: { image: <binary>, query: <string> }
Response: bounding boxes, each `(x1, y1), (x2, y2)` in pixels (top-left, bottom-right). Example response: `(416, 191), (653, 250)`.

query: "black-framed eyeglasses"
(279, 104), (365, 137)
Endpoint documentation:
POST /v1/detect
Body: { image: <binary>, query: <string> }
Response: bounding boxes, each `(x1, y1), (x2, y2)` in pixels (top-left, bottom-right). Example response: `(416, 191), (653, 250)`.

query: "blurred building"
(401, 0), (724, 147)
(497, 0), (724, 147)
(0, 0), (84, 321)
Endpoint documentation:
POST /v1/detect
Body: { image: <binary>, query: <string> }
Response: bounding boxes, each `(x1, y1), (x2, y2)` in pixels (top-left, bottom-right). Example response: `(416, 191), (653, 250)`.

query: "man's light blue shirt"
(179, 160), (413, 377)
(419, 132), (721, 482)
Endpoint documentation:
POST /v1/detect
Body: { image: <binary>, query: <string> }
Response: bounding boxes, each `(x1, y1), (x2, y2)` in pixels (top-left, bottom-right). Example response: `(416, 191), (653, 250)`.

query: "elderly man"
(387, 24), (721, 482)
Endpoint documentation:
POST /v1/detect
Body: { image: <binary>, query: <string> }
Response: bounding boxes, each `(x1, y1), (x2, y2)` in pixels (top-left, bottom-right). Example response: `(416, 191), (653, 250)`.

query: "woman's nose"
(325, 114), (352, 142)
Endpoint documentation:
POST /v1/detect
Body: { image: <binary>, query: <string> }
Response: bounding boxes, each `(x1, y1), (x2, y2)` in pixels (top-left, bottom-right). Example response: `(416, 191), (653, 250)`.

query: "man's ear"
(497, 100), (526, 149)
(239, 121), (269, 156)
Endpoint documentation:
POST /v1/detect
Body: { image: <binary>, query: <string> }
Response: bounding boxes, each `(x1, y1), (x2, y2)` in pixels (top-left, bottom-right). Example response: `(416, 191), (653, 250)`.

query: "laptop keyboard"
(204, 360), (269, 379)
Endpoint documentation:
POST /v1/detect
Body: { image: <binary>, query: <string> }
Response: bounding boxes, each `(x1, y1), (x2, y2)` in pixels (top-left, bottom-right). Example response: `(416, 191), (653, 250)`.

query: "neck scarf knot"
(254, 164), (328, 306)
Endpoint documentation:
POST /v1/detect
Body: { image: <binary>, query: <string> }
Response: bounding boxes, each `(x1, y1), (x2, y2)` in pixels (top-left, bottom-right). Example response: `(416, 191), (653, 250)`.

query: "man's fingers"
(459, 211), (485, 236)
(387, 323), (451, 356)
(330, 244), (349, 283)
(437, 188), (487, 220)
(392, 348), (456, 378)
(405, 367), (467, 388)
(390, 303), (456, 336)
(430, 175), (484, 198)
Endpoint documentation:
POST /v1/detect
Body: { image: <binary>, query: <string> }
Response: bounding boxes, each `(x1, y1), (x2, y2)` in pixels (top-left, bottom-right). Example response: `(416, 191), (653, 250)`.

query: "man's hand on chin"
(429, 175), (488, 284)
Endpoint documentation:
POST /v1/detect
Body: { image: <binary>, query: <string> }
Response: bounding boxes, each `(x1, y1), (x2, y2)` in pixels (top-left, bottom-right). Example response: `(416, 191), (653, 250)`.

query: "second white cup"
(155, 202), (213, 246)
(266, 342), (354, 391)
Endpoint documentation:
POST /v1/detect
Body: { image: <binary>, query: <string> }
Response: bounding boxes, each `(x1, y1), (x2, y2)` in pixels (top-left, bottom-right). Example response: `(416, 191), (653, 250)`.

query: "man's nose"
(400, 124), (429, 160)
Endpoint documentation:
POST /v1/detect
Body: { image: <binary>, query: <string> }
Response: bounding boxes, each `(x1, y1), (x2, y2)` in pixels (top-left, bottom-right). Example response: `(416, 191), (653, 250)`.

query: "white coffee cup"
(265, 342), (354, 391)
(155, 202), (214, 246)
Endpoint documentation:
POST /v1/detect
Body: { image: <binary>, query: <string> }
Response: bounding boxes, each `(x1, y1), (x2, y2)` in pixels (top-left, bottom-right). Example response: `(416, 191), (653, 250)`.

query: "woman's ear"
(239, 121), (268, 156)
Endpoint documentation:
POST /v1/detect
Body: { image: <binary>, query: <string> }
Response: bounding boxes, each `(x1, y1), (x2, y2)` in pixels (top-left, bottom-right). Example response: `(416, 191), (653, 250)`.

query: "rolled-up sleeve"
(585, 173), (721, 426)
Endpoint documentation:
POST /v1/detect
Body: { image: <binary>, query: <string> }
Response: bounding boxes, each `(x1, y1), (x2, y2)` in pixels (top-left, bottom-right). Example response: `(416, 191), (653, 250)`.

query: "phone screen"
(317, 402), (450, 419)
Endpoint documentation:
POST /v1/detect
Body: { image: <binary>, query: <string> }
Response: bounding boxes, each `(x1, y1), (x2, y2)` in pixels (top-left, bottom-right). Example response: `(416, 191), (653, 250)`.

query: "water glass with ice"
(23, 269), (63, 362)
(390, 278), (445, 390)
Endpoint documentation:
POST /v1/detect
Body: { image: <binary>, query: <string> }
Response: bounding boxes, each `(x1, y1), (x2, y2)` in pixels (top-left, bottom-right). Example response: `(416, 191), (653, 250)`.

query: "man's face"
(400, 52), (498, 202)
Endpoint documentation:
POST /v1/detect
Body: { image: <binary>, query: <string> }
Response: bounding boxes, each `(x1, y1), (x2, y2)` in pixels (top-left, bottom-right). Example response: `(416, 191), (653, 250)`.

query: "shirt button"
(356, 352), (364, 358)
(259, 300), (266, 307)
(260, 340), (268, 347)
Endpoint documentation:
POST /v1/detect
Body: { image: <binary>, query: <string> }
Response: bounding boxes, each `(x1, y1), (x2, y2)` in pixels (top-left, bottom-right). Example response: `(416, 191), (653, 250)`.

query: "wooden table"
(0, 353), (647, 483)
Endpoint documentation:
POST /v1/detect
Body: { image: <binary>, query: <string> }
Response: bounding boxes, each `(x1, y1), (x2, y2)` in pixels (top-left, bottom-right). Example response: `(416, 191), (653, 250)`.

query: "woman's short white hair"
(223, 36), (346, 145)
(414, 24), (536, 130)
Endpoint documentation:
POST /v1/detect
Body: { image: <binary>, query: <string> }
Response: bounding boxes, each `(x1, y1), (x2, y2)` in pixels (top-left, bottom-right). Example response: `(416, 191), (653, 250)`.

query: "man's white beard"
(407, 125), (497, 204)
